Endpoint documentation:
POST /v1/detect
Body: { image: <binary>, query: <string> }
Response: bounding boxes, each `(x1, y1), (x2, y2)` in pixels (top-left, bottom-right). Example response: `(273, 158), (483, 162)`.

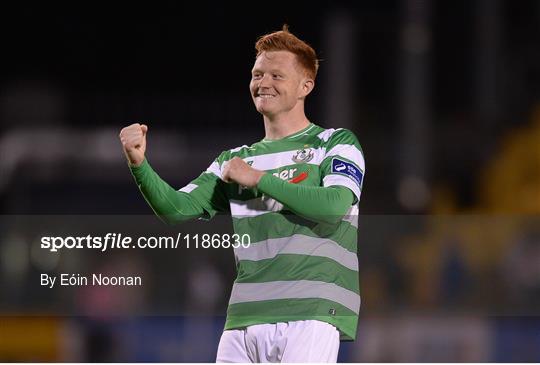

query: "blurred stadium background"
(1, 0), (539, 361)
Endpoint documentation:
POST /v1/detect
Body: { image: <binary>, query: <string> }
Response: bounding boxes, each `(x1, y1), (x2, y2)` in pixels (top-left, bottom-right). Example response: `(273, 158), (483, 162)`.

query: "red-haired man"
(120, 26), (365, 362)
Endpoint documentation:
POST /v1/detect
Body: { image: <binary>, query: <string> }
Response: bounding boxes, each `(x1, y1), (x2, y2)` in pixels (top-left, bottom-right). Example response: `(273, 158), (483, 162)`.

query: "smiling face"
(250, 50), (313, 119)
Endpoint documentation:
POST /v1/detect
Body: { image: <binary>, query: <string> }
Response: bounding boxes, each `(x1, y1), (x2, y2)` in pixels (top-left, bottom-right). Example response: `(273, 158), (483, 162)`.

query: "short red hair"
(255, 25), (319, 79)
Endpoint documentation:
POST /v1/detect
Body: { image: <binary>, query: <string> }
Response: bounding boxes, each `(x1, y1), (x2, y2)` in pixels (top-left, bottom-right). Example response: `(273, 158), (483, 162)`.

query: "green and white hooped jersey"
(179, 123), (365, 340)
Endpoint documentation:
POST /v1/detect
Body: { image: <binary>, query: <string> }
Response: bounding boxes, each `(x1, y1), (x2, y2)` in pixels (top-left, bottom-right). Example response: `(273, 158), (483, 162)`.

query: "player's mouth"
(255, 92), (276, 98)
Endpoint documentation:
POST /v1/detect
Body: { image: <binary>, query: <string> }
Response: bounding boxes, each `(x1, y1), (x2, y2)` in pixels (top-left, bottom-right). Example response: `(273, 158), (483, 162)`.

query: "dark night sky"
(2, 1), (538, 123)
(0, 1), (539, 213)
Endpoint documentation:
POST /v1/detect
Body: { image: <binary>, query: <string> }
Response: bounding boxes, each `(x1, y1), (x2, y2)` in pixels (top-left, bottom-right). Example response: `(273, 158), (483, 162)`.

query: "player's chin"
(254, 102), (273, 115)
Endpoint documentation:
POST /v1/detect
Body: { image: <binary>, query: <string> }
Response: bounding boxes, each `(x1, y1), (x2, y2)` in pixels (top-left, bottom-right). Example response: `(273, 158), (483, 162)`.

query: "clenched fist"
(119, 123), (148, 167)
(222, 157), (266, 188)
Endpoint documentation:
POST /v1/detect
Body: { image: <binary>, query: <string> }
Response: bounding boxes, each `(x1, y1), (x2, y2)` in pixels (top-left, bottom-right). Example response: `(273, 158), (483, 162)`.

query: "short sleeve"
(319, 129), (365, 203)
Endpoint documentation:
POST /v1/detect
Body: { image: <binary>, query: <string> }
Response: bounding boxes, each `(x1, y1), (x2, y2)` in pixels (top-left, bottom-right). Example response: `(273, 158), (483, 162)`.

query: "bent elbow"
(318, 204), (349, 225)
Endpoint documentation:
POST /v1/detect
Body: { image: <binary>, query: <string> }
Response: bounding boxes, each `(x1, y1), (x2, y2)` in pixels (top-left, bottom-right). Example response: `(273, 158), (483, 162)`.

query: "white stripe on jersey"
(205, 160), (222, 179)
(217, 144), (363, 174)
(325, 144), (365, 172)
(230, 197), (284, 217)
(316, 128), (342, 142)
(323, 175), (361, 201)
(342, 204), (359, 228)
(230, 145), (250, 153)
(234, 148), (326, 172)
(178, 183), (198, 193)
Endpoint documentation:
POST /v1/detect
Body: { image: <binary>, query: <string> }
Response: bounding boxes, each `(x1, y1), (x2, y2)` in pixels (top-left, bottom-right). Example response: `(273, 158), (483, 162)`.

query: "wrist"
(129, 158), (147, 170)
(254, 171), (266, 186)
(256, 172), (274, 190)
(123, 149), (145, 167)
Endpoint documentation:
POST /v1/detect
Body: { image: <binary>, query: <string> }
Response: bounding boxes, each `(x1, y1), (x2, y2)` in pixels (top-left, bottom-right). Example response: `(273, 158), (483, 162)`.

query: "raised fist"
(119, 123), (148, 167)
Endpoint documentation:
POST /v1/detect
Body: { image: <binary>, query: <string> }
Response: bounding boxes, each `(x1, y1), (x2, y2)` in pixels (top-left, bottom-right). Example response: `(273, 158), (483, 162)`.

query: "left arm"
(222, 157), (354, 224)
(257, 173), (354, 224)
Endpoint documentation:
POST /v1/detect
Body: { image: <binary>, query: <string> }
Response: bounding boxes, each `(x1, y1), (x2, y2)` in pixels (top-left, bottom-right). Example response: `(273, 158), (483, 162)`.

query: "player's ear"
(299, 78), (315, 98)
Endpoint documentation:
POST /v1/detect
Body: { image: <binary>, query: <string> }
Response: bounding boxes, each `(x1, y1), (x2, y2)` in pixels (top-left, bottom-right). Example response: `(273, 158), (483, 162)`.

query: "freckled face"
(250, 51), (306, 118)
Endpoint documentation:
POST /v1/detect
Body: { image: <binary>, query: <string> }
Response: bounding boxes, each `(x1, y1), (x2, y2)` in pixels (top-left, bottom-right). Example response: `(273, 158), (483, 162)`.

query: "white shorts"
(216, 320), (340, 363)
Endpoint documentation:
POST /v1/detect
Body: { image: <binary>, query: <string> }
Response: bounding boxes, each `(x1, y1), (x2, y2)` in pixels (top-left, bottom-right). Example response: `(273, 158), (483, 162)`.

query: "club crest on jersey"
(292, 148), (314, 163)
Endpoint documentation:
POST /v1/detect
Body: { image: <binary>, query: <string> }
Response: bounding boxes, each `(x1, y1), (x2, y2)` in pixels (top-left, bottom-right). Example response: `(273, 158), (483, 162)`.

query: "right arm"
(120, 123), (227, 224)
(129, 159), (206, 224)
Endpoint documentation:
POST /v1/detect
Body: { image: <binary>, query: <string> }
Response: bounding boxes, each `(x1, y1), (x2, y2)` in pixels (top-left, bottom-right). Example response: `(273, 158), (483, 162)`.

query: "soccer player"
(119, 26), (365, 363)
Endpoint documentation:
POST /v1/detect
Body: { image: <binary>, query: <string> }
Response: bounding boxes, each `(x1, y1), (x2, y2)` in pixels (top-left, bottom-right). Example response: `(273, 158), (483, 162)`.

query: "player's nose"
(258, 74), (271, 88)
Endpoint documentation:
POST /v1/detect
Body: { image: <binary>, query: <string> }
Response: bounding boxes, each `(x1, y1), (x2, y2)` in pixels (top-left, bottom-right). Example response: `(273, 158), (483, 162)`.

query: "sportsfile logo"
(40, 233), (251, 252)
(331, 158), (363, 186)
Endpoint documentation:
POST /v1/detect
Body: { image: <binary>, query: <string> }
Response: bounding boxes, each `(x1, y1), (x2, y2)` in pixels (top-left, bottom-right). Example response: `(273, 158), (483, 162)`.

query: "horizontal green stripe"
(235, 234), (358, 271)
(218, 141), (326, 162)
(236, 254), (359, 294)
(233, 212), (358, 253)
(225, 298), (358, 340)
